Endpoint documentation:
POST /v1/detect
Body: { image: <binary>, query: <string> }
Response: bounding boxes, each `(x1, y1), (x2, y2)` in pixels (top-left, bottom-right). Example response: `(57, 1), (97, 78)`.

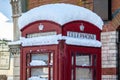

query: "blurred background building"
(0, 0), (13, 80)
(0, 40), (13, 80)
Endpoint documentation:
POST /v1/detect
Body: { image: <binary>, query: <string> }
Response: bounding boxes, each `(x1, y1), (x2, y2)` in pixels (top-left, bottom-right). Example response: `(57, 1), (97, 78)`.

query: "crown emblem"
(39, 23), (44, 30)
(80, 23), (85, 31)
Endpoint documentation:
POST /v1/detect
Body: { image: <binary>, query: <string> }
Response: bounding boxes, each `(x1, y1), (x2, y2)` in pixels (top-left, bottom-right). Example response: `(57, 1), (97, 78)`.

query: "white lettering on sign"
(67, 31), (96, 40)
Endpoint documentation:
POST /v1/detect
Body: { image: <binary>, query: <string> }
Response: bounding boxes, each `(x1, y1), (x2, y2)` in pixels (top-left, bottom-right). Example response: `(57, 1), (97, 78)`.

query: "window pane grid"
(26, 52), (53, 80)
(72, 53), (96, 80)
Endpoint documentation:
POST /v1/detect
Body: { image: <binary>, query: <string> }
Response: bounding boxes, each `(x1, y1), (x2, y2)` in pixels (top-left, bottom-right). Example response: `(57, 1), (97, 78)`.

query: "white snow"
(28, 76), (46, 80)
(10, 34), (101, 47)
(30, 60), (46, 66)
(65, 36), (101, 47)
(18, 3), (103, 30)
(22, 35), (59, 46)
(8, 40), (21, 45)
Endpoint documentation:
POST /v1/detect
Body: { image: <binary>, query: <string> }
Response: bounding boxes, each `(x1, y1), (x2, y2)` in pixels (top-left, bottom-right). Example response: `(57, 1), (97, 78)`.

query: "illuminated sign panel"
(67, 31), (96, 40)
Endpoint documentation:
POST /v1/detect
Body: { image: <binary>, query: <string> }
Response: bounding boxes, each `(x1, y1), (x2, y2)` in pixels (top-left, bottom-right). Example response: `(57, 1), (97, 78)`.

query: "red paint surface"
(20, 20), (101, 80)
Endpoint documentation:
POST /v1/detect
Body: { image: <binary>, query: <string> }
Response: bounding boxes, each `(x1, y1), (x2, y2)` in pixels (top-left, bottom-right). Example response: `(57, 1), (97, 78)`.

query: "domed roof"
(18, 3), (103, 30)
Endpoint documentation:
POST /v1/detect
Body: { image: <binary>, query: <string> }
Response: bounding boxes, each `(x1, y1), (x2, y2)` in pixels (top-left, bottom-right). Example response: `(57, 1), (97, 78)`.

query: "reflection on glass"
(71, 69), (74, 80)
(76, 54), (92, 66)
(50, 68), (53, 80)
(72, 53), (96, 80)
(76, 68), (92, 80)
(50, 53), (53, 65)
(30, 68), (48, 80)
(27, 53), (53, 80)
(27, 68), (30, 79)
(30, 53), (48, 66)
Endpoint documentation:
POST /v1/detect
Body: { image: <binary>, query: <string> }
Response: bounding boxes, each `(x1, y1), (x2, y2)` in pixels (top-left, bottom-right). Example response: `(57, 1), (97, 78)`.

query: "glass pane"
(76, 68), (92, 80)
(28, 68), (48, 80)
(76, 54), (92, 66)
(30, 53), (48, 66)
(71, 69), (74, 80)
(50, 68), (53, 80)
(26, 68), (30, 79)
(72, 54), (74, 65)
(27, 53), (53, 80)
(27, 54), (31, 66)
(50, 53), (53, 65)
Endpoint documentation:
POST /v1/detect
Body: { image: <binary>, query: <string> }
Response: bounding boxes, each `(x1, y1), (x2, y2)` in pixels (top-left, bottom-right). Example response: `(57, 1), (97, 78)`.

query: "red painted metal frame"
(20, 20), (101, 80)
(62, 20), (101, 40)
(72, 53), (96, 80)
(20, 45), (59, 80)
(26, 52), (53, 80)
(21, 20), (62, 37)
(65, 45), (101, 80)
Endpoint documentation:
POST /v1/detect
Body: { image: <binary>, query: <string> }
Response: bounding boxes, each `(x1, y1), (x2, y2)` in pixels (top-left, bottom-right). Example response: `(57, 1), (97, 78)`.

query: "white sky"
(0, 0), (12, 20)
(0, 0), (13, 41)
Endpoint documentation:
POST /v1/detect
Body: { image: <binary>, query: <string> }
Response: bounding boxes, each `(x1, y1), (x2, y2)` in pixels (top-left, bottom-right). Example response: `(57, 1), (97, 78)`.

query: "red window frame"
(71, 52), (97, 80)
(26, 52), (53, 80)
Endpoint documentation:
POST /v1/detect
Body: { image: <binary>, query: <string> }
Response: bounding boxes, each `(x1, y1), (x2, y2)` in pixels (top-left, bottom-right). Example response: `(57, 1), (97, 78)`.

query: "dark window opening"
(21, 0), (28, 12)
(93, 0), (112, 20)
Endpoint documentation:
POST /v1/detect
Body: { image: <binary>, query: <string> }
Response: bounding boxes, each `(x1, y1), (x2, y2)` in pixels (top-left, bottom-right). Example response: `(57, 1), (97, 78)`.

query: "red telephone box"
(19, 3), (103, 80)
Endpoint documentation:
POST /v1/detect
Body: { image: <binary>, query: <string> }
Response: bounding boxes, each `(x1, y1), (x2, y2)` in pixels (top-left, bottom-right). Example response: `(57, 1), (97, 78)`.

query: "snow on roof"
(28, 76), (46, 80)
(13, 34), (101, 47)
(30, 60), (46, 66)
(18, 3), (103, 30)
